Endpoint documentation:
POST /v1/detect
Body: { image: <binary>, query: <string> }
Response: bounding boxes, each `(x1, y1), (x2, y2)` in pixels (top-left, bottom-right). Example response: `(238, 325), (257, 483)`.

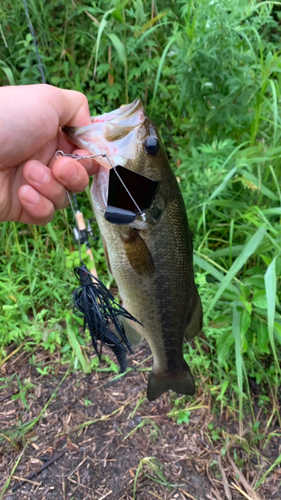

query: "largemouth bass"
(63, 100), (203, 401)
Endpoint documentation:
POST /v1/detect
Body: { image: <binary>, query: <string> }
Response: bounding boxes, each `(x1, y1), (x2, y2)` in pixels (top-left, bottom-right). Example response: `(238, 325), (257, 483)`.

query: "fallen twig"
(231, 482), (258, 500)
(179, 488), (200, 500)
(228, 456), (263, 500)
(217, 455), (232, 500)
(12, 449), (66, 491)
(0, 391), (16, 403)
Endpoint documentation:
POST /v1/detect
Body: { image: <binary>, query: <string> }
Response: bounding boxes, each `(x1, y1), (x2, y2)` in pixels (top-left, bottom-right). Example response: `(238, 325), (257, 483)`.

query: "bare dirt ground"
(0, 342), (280, 500)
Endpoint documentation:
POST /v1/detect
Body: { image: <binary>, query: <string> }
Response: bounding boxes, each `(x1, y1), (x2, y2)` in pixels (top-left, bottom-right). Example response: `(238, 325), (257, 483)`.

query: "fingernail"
(28, 164), (49, 183)
(21, 186), (40, 205)
(59, 162), (78, 181)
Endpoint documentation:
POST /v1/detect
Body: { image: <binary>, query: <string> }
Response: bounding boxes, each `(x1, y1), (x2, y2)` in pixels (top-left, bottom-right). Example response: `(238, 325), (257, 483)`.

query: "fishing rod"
(72, 193), (98, 279)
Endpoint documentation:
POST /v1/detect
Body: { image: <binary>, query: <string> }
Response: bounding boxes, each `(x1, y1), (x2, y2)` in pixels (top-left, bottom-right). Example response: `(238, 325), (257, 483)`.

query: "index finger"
(43, 85), (91, 128)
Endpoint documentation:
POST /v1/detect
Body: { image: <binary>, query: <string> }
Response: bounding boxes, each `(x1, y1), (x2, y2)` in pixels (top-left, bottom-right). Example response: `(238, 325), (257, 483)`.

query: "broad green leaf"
(112, 8), (123, 23)
(240, 309), (251, 337)
(252, 290), (267, 309)
(216, 329), (234, 368)
(257, 322), (270, 354)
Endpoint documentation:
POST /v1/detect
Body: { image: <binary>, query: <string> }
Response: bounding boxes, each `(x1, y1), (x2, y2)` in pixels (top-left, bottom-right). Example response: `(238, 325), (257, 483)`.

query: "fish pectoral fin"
(120, 229), (155, 277)
(147, 361), (195, 401)
(184, 288), (203, 341)
(119, 317), (144, 346)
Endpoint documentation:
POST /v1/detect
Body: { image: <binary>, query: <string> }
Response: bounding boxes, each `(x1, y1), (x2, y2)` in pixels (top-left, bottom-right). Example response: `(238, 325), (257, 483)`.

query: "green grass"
(0, 0), (280, 424)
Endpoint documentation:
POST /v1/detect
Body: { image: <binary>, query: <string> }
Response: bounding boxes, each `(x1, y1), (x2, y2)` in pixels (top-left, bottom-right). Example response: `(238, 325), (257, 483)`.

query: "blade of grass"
(137, 12), (168, 35)
(206, 142), (248, 203)
(254, 451), (281, 489)
(232, 302), (243, 436)
(268, 79), (278, 146)
(107, 33), (125, 64)
(0, 444), (27, 499)
(94, 8), (115, 78)
(0, 370), (69, 445)
(133, 21), (171, 51)
(269, 165), (281, 204)
(0, 61), (15, 85)
(264, 256), (280, 374)
(66, 317), (90, 374)
(151, 35), (176, 113)
(206, 226), (267, 316)
(194, 254), (238, 294)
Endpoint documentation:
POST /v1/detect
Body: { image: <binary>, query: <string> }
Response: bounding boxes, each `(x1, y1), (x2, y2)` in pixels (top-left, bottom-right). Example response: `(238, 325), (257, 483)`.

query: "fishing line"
(22, 0), (46, 83)
(66, 190), (82, 264)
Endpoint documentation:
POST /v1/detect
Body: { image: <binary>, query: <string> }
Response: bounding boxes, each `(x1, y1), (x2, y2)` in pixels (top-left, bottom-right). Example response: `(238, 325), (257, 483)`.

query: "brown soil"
(0, 343), (280, 500)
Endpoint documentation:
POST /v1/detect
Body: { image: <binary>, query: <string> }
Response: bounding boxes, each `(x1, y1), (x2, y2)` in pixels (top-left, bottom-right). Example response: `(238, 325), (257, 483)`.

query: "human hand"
(0, 84), (99, 225)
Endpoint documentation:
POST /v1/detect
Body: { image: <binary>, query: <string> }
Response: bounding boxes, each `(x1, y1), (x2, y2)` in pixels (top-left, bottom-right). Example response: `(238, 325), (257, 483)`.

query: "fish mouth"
(90, 99), (144, 125)
(62, 99), (146, 169)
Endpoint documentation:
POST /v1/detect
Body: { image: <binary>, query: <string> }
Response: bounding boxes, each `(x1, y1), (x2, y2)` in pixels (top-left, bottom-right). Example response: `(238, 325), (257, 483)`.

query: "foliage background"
(0, 0), (281, 420)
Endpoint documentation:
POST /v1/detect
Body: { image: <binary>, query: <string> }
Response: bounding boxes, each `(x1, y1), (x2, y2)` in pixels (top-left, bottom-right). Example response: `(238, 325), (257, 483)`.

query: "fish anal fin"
(119, 317), (144, 346)
(120, 229), (155, 277)
(147, 361), (195, 401)
(184, 289), (203, 341)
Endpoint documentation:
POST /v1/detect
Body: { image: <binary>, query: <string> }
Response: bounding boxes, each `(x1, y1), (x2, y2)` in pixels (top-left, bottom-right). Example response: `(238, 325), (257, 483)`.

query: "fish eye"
(144, 137), (159, 156)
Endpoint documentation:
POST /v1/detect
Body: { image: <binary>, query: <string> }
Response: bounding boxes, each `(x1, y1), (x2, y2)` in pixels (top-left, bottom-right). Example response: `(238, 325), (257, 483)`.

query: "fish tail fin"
(147, 362), (195, 401)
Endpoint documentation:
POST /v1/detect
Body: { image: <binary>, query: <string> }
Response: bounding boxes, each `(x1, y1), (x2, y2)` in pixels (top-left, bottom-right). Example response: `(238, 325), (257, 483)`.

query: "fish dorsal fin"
(120, 229), (155, 277)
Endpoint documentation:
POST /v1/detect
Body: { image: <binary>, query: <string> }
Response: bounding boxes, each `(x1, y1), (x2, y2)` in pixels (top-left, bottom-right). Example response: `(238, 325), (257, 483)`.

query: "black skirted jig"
(73, 264), (141, 372)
